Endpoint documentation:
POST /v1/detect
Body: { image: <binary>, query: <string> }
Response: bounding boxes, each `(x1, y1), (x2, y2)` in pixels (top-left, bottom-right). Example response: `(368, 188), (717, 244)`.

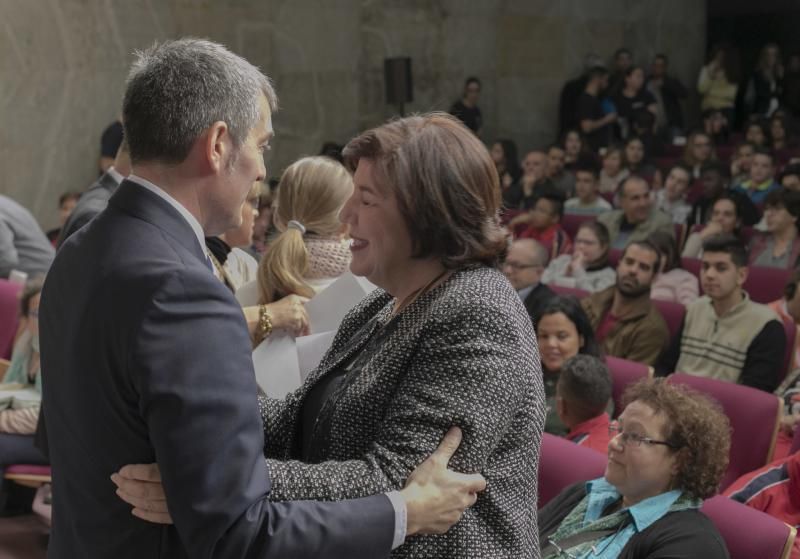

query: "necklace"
(389, 268), (452, 320)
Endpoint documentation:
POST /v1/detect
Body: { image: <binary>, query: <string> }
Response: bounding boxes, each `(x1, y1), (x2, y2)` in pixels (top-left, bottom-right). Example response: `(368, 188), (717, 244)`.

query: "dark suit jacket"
(56, 170), (121, 248)
(523, 282), (556, 324)
(40, 179), (394, 558)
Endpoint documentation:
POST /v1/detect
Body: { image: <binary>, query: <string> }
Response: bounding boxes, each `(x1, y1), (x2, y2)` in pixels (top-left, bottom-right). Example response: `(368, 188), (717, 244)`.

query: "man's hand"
(400, 427), (486, 536)
(111, 464), (172, 524)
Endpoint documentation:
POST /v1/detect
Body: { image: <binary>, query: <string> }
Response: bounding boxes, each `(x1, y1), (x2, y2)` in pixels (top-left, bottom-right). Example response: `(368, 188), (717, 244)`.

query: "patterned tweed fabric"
(258, 265), (546, 558)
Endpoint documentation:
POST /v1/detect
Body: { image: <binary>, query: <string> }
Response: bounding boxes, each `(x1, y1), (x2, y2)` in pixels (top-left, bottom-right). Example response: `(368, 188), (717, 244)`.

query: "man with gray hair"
(502, 238), (555, 322)
(40, 39), (483, 559)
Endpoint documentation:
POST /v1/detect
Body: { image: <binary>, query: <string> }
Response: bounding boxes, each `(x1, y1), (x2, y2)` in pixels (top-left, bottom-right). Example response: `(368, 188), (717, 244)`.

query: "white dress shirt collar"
(106, 166), (125, 185)
(126, 174), (207, 256)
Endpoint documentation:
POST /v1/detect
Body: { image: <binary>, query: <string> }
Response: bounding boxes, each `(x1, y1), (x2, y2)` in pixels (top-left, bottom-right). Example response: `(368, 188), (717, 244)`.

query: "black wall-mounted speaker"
(384, 57), (413, 105)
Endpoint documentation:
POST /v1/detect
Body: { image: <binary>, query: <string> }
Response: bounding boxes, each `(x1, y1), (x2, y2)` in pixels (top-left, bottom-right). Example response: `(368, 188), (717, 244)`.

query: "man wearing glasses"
(503, 238), (554, 323)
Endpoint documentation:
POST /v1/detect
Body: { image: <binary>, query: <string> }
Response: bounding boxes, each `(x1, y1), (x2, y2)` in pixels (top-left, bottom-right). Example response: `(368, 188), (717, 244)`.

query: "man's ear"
(205, 121), (230, 173)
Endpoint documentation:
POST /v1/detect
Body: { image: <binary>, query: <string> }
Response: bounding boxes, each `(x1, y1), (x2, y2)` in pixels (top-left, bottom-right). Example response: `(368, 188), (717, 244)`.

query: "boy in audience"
(655, 234), (784, 393)
(581, 240), (669, 365)
(517, 192), (573, 258)
(654, 164), (692, 224)
(597, 175), (673, 249)
(732, 147), (781, 205)
(545, 144), (576, 198)
(564, 162), (612, 216)
(555, 355), (612, 454)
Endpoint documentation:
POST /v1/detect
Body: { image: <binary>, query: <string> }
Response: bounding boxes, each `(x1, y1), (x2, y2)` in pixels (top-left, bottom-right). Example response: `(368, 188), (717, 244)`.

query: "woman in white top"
(682, 195), (741, 258)
(598, 145), (629, 195)
(237, 156), (353, 319)
(541, 220), (616, 292)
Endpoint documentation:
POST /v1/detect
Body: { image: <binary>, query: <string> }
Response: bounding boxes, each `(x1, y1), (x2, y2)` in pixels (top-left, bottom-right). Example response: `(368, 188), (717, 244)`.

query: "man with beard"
(655, 234), (784, 392)
(581, 240), (668, 365)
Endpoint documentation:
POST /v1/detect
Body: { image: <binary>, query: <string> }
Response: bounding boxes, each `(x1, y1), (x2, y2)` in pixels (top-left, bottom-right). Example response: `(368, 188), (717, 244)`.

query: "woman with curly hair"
(539, 378), (731, 558)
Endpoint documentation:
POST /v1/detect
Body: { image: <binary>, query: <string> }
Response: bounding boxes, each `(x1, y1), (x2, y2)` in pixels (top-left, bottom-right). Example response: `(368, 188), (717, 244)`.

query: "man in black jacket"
(503, 238), (555, 323)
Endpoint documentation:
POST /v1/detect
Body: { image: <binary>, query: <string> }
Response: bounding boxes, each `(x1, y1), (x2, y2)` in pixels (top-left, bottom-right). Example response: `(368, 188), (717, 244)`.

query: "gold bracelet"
(258, 304), (273, 341)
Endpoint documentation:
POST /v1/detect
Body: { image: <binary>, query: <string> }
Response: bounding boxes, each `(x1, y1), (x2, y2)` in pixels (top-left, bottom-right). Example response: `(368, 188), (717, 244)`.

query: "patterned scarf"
(304, 237), (352, 280)
(543, 491), (700, 558)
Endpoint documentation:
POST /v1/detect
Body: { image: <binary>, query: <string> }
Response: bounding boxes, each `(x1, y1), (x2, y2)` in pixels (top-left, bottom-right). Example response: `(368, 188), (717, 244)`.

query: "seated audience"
(730, 141), (756, 185)
(768, 269), (800, 374)
(503, 150), (554, 211)
(623, 136), (660, 188)
(534, 296), (603, 436)
(744, 118), (769, 147)
(561, 129), (588, 170)
(503, 238), (554, 322)
(206, 182), (261, 292)
(542, 221), (615, 292)
(683, 195), (742, 258)
(0, 195), (54, 279)
(581, 240), (669, 365)
(539, 378), (730, 559)
(780, 163), (800, 192)
(649, 231), (699, 305)
(598, 176), (673, 250)
(564, 162), (612, 216)
(732, 147), (781, 205)
(770, 114), (795, 154)
(598, 145), (629, 194)
(45, 191), (80, 245)
(748, 188), (800, 269)
(517, 192), (573, 258)
(687, 161), (759, 228)
(656, 235), (784, 392)
(0, 280), (48, 503)
(702, 108), (730, 145)
(578, 66), (616, 152)
(490, 139), (522, 190)
(546, 144), (576, 197)
(654, 164), (692, 224)
(555, 355), (612, 454)
(57, 140), (132, 247)
(724, 449), (800, 557)
(682, 130), (715, 179)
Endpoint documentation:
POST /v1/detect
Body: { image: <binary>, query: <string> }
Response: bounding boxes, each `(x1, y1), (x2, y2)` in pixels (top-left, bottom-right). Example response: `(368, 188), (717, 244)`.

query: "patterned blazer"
(259, 265), (546, 558)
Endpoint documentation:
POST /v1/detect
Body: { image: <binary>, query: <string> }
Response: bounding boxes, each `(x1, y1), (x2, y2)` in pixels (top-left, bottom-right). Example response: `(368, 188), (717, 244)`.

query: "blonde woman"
(237, 156), (354, 338)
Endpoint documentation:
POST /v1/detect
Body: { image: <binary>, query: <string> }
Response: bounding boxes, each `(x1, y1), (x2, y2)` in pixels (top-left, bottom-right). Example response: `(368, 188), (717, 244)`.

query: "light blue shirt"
(577, 477), (685, 558)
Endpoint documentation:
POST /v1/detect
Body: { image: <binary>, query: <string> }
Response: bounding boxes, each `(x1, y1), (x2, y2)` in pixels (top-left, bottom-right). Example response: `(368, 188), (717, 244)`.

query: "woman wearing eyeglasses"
(538, 378), (730, 558)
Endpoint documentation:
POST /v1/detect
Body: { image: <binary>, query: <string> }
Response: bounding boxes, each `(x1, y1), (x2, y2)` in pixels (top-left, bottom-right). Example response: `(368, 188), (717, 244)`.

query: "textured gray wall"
(0, 0), (705, 228)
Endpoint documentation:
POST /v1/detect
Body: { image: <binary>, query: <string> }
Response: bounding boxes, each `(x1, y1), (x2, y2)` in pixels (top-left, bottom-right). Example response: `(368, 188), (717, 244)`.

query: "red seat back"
(0, 279), (22, 360)
(652, 299), (686, 342)
(561, 214), (595, 240)
(538, 433), (606, 507)
(744, 266), (793, 304)
(700, 495), (796, 559)
(605, 356), (652, 417)
(667, 373), (781, 490)
(549, 285), (589, 300)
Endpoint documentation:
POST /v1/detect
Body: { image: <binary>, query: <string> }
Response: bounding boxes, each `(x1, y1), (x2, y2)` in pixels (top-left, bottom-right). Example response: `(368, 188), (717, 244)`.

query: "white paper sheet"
(296, 331), (337, 381)
(251, 331), (301, 398)
(305, 272), (377, 333)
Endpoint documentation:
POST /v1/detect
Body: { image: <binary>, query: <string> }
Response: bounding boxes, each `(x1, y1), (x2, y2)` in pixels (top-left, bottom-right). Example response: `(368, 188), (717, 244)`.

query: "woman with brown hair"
(116, 113), (545, 558)
(682, 130), (716, 179)
(539, 378), (730, 558)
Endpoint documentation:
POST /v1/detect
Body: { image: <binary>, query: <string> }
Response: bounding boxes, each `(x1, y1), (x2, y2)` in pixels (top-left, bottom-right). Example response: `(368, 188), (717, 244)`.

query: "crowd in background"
(0, 37), (800, 557)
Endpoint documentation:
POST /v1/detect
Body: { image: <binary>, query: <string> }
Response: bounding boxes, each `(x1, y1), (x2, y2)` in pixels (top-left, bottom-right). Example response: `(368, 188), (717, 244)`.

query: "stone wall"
(0, 0), (705, 227)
